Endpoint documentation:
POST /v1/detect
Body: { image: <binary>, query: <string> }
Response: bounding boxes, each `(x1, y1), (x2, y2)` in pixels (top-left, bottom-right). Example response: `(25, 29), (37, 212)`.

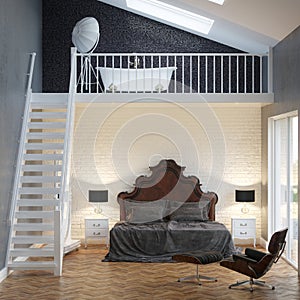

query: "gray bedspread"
(103, 220), (235, 262)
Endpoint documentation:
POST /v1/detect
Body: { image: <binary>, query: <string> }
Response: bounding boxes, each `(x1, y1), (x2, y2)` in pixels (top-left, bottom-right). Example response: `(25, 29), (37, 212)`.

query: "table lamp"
(89, 190), (108, 214)
(235, 190), (255, 214)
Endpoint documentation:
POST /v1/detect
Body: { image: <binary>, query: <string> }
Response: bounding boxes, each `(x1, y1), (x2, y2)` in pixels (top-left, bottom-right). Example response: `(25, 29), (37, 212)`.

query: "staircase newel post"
(54, 210), (62, 276)
(57, 46), (78, 275)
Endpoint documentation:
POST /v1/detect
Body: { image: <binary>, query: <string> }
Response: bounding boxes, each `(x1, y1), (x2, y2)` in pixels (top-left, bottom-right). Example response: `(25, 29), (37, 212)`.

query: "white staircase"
(7, 95), (68, 274)
(7, 49), (78, 276)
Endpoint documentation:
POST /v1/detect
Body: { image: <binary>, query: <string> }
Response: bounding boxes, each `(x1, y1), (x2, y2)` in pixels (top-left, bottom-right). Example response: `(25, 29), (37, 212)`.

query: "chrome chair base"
(178, 265), (217, 286)
(229, 278), (275, 292)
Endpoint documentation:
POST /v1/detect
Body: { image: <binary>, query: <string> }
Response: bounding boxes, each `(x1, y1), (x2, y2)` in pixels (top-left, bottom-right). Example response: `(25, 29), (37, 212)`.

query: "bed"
(103, 159), (235, 262)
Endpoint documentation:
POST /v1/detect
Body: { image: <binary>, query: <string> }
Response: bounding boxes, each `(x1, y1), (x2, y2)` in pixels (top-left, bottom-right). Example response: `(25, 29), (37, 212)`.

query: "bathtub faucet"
(130, 56), (140, 69)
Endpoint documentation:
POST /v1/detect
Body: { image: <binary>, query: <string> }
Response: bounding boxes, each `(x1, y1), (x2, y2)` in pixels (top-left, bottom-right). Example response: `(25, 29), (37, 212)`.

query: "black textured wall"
(43, 0), (241, 92)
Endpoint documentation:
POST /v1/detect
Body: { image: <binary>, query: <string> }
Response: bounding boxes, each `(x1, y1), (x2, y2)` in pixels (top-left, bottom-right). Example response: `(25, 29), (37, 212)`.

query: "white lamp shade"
(72, 17), (99, 53)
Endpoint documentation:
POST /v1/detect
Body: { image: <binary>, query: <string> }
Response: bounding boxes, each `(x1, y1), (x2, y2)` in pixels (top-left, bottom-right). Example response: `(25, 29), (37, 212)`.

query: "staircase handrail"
(55, 47), (77, 275)
(6, 52), (36, 267)
(26, 53), (36, 99)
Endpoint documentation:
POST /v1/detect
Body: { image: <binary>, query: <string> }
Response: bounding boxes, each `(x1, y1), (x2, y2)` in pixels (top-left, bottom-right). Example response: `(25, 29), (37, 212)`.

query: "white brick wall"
(71, 102), (262, 244)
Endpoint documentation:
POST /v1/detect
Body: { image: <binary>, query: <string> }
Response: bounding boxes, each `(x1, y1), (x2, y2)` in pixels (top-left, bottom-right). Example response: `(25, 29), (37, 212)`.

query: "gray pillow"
(124, 199), (167, 224)
(169, 199), (211, 221)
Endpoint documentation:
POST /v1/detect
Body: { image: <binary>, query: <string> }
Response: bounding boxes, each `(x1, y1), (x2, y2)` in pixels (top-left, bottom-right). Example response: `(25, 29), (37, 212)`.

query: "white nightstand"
(84, 218), (109, 248)
(231, 217), (256, 247)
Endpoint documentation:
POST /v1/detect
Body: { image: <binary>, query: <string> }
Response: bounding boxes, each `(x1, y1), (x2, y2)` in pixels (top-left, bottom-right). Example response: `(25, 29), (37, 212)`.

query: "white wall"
(0, 0), (42, 273)
(71, 102), (262, 244)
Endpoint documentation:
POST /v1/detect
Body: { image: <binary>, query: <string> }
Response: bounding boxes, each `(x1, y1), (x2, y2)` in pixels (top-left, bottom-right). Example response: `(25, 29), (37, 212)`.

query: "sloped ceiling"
(97, 0), (300, 53)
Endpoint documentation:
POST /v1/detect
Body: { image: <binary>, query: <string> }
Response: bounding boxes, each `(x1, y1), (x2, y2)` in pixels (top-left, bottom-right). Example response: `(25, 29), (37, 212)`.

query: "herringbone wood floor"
(0, 245), (299, 300)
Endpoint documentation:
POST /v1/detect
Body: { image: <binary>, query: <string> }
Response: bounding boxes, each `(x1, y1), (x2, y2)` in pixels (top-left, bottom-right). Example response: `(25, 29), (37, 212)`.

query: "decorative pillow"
(169, 199), (211, 221)
(124, 199), (167, 224)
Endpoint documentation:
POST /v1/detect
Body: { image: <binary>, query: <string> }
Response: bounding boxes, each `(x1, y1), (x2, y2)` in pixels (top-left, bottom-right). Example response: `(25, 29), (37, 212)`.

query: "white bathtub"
(97, 67), (176, 92)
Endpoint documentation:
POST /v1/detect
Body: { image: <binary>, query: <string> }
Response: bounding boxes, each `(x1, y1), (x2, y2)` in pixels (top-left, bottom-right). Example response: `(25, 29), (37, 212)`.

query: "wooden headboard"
(117, 159), (218, 221)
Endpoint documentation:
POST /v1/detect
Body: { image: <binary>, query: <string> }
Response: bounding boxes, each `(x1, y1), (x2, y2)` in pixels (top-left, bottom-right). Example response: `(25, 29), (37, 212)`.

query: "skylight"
(208, 0), (225, 5)
(126, 0), (214, 35)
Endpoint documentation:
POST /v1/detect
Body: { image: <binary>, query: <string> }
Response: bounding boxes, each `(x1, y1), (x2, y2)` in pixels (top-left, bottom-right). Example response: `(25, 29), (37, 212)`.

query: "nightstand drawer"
(86, 228), (108, 237)
(234, 228), (255, 238)
(85, 219), (108, 229)
(232, 219), (255, 229)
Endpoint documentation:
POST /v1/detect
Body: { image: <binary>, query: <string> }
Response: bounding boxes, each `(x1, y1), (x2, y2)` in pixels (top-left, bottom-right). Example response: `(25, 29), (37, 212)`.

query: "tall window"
(269, 112), (298, 268)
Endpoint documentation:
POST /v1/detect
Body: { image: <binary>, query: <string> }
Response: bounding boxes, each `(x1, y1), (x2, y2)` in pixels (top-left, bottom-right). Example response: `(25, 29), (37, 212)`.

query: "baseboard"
(0, 267), (7, 283)
(259, 237), (268, 250)
(234, 237), (267, 250)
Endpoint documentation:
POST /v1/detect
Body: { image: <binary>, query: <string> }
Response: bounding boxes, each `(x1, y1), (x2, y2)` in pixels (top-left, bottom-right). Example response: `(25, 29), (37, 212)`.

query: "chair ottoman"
(172, 251), (223, 285)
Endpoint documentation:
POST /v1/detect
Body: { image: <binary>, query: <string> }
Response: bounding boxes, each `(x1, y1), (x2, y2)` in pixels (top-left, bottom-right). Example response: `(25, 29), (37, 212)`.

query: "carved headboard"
(117, 159), (218, 221)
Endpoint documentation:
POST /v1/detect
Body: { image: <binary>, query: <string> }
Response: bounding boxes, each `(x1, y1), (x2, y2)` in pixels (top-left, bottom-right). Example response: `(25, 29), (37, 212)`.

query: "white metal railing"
(74, 52), (270, 94)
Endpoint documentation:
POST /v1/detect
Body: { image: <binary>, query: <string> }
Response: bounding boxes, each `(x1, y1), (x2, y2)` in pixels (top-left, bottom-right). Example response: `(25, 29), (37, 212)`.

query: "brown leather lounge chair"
(220, 228), (288, 292)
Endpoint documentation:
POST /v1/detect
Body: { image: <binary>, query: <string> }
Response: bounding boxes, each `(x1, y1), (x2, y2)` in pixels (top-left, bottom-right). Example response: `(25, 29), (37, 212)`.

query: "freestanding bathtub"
(97, 67), (176, 92)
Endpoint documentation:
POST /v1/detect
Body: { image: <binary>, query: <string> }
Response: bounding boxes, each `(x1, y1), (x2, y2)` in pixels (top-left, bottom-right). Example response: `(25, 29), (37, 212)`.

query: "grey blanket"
(103, 220), (235, 262)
